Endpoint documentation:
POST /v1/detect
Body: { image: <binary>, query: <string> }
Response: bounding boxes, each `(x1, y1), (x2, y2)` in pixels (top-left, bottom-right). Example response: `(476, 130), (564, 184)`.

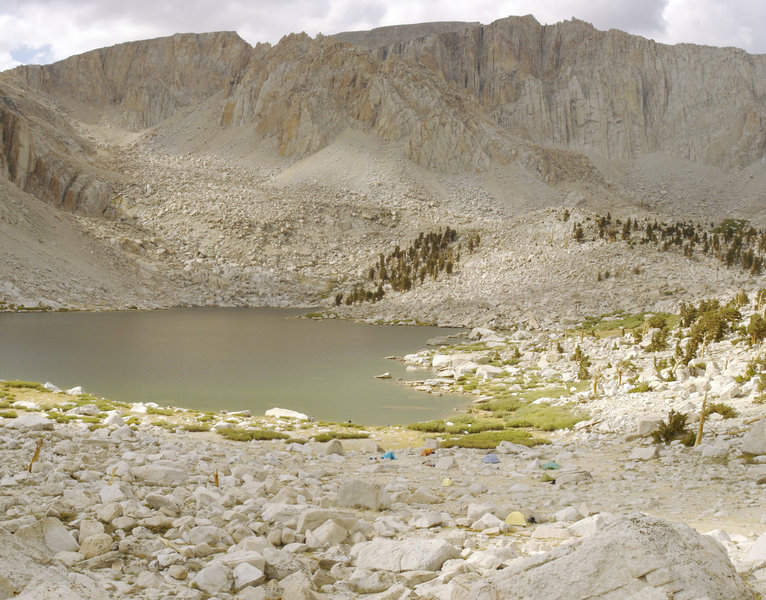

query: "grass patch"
(72, 394), (123, 411)
(2, 381), (47, 392)
(312, 431), (370, 442)
(0, 410), (18, 419)
(217, 427), (288, 442)
(628, 382), (650, 393)
(440, 429), (549, 449)
(519, 386), (570, 403)
(503, 403), (586, 431)
(78, 415), (103, 424)
(579, 311), (679, 338)
(479, 397), (523, 416)
(46, 411), (78, 423)
(445, 418), (505, 434)
(458, 377), (480, 392)
(146, 406), (175, 416)
(407, 420), (446, 433)
(285, 437), (308, 444)
(182, 423), (212, 432)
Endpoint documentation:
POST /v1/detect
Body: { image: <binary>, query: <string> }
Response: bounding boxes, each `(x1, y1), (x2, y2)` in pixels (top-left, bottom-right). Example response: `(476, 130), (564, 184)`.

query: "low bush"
(704, 402), (737, 419)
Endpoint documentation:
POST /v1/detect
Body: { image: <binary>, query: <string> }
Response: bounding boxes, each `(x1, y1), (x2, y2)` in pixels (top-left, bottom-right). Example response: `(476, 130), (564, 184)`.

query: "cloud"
(662, 0), (765, 51)
(0, 0), (764, 72)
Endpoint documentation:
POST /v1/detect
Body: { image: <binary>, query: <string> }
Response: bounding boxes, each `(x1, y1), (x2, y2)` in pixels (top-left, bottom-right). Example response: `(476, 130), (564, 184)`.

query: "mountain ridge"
(1, 16), (766, 321)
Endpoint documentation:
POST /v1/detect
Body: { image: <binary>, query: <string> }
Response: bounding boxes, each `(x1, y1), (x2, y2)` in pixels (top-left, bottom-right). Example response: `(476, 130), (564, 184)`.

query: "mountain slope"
(0, 18), (765, 321)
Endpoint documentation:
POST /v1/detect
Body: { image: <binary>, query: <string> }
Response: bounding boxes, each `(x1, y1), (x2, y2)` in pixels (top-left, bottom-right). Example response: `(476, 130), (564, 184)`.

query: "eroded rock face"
(336, 15), (766, 169)
(0, 83), (115, 215)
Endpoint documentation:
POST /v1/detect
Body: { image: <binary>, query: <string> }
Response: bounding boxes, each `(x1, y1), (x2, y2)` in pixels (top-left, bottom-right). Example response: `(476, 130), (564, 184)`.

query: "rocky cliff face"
(219, 33), (602, 184)
(336, 15), (766, 168)
(6, 31), (251, 130)
(0, 80), (116, 215)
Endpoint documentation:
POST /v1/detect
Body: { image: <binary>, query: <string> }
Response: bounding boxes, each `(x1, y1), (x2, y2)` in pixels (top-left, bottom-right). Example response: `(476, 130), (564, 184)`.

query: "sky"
(1, 0), (764, 71)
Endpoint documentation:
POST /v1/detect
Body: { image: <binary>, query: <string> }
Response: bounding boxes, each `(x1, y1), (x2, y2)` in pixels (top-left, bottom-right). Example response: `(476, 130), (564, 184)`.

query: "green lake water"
(0, 308), (466, 425)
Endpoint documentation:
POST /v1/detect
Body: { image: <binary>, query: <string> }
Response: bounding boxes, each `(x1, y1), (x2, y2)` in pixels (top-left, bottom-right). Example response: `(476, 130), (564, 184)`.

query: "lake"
(0, 308), (466, 425)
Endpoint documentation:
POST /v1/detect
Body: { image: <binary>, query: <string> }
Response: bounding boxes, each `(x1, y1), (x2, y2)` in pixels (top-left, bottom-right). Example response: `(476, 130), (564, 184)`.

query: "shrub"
(704, 403), (737, 419)
(146, 406), (174, 416)
(645, 328), (668, 352)
(651, 410), (692, 445)
(748, 313), (766, 345)
(646, 315), (668, 330)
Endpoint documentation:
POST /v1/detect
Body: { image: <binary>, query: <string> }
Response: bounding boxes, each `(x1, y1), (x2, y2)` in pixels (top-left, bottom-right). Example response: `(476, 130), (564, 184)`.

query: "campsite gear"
(482, 453), (500, 464)
(382, 451), (397, 460)
(541, 461), (561, 470)
(505, 511), (527, 526)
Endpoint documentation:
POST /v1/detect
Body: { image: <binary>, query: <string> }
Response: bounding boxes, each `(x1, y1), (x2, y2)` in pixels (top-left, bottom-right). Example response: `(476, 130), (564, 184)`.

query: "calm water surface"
(0, 308), (466, 424)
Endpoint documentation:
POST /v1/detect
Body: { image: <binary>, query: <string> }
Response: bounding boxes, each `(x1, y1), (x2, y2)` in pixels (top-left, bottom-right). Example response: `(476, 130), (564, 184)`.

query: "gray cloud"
(0, 0), (764, 72)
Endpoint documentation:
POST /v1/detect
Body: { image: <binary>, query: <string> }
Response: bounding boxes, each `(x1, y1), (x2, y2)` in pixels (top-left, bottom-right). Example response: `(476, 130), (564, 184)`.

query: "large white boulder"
(335, 479), (391, 511)
(742, 530), (766, 570)
(191, 563), (232, 595)
(351, 538), (458, 572)
(444, 516), (753, 599)
(742, 420), (766, 455)
(6, 414), (53, 431)
(305, 520), (348, 549)
(130, 465), (189, 485)
(15, 517), (79, 554)
(264, 407), (309, 420)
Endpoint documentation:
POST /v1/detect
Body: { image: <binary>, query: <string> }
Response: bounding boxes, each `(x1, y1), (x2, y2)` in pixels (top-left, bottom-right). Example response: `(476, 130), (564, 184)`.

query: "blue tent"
(482, 453), (500, 464)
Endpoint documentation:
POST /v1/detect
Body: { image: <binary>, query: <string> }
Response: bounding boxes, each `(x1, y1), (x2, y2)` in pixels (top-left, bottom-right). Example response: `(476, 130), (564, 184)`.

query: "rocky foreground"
(2, 407), (766, 600)
(5, 293), (766, 598)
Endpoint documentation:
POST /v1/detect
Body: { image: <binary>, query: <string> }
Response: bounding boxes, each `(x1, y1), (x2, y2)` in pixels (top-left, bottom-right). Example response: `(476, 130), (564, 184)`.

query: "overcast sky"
(1, 0), (764, 71)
